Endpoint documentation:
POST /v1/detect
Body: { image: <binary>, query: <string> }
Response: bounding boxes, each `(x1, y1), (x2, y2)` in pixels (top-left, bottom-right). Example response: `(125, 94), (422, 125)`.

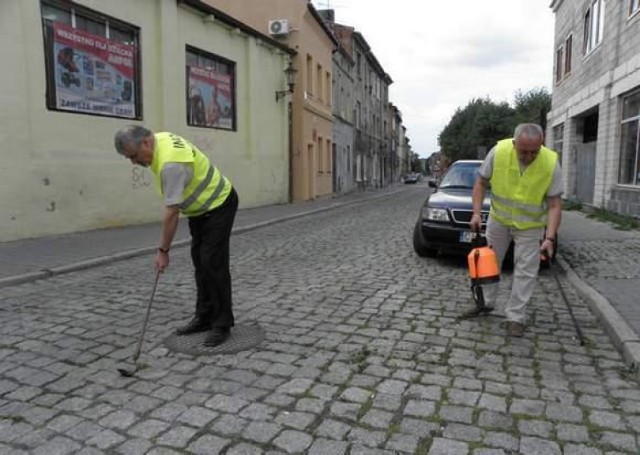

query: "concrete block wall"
(550, 0), (640, 216)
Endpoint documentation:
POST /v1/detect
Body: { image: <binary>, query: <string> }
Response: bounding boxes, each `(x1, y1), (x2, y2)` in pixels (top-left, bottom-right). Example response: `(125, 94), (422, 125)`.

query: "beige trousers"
(482, 217), (544, 324)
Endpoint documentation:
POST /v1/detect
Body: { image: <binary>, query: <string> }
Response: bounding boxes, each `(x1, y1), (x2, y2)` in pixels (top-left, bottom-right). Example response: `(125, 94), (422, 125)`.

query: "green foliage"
(513, 87), (552, 130)
(562, 199), (583, 211)
(438, 97), (515, 162)
(438, 87), (552, 162)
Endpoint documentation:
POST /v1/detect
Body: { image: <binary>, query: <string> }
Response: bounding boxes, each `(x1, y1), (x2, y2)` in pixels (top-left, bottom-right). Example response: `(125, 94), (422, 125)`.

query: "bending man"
(470, 123), (563, 337)
(114, 126), (238, 347)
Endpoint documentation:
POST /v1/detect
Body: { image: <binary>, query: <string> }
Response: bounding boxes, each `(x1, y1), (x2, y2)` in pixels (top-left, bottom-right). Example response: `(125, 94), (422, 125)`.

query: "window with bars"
(40, 0), (141, 119)
(186, 46), (235, 130)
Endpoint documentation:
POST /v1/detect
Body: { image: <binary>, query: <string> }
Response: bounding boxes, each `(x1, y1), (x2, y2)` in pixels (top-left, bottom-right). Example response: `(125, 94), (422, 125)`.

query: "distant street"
(1, 185), (638, 454)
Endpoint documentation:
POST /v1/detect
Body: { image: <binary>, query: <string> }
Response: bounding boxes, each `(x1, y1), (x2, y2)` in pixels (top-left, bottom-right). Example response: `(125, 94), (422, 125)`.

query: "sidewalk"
(1, 189), (639, 373)
(558, 210), (640, 374)
(0, 185), (405, 288)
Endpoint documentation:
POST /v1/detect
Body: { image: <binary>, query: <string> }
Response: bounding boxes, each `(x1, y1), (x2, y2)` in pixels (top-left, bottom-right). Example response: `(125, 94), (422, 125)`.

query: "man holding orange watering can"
(470, 123), (563, 337)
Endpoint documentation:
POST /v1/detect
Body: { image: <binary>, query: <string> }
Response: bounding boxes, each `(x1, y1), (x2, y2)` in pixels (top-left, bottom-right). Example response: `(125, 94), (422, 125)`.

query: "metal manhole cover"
(163, 322), (265, 356)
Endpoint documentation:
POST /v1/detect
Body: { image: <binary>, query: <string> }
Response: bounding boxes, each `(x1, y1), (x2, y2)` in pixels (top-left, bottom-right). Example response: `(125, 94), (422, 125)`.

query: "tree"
(437, 87), (553, 162)
(438, 98), (514, 162)
(513, 87), (552, 131)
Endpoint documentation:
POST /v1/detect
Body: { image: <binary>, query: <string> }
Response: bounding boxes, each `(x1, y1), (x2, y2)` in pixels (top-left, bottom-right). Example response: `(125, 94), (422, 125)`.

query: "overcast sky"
(310, 0), (556, 157)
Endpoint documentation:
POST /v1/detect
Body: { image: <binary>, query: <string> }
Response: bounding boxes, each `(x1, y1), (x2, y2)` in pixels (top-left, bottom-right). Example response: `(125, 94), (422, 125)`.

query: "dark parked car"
(413, 160), (488, 257)
(403, 172), (420, 184)
(412, 159), (555, 267)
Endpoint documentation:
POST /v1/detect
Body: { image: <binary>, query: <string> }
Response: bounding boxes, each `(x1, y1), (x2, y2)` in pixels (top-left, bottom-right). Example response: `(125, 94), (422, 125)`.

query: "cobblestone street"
(1, 188), (639, 454)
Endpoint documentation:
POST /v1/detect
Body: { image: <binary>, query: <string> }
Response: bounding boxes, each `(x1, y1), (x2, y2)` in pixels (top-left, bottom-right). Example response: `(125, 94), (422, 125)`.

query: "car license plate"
(460, 231), (482, 243)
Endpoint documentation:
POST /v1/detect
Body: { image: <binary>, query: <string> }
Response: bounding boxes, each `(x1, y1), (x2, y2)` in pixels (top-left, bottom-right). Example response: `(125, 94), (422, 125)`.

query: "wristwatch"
(158, 247), (170, 253)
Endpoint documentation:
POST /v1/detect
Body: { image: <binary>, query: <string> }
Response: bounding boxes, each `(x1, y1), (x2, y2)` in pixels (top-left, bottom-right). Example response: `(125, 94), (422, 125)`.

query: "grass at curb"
(563, 199), (639, 231)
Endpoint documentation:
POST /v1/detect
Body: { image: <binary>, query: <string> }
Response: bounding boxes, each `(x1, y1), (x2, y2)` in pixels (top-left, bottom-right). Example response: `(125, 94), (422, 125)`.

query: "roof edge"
(177, 0), (296, 55)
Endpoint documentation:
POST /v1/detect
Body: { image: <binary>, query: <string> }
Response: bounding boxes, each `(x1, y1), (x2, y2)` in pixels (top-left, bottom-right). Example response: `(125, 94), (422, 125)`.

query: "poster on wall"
(187, 66), (233, 129)
(52, 22), (136, 118)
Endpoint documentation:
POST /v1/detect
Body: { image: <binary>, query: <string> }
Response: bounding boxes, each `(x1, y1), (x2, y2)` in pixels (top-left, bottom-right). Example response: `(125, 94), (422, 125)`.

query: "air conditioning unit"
(268, 19), (289, 36)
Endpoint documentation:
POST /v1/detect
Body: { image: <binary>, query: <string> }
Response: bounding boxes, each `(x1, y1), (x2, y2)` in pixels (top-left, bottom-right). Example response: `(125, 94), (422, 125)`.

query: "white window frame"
(583, 0), (605, 56)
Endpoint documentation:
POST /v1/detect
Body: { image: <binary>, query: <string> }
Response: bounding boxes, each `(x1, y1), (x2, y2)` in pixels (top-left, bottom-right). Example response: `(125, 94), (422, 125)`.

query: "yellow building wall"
(204, 0), (334, 201)
(0, 0), (289, 241)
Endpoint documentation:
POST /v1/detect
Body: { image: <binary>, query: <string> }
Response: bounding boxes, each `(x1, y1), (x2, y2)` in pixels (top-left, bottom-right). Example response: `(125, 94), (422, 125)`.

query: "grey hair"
(114, 125), (153, 155)
(514, 123), (544, 141)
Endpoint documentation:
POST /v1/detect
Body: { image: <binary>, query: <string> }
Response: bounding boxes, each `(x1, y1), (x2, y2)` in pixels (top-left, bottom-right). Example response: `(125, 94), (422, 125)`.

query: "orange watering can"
(460, 229), (500, 319)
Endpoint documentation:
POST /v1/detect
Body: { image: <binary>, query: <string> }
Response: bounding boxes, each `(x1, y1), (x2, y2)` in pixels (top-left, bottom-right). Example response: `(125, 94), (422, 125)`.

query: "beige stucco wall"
(0, 0), (289, 242)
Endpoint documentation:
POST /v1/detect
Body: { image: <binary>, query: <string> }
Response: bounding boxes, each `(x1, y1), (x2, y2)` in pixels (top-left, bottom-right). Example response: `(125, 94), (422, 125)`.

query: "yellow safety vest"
(489, 138), (557, 230)
(150, 132), (232, 217)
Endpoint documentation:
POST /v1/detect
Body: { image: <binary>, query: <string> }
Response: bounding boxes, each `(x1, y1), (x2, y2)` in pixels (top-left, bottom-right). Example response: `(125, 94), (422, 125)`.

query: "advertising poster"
(188, 66), (233, 129)
(52, 22), (136, 118)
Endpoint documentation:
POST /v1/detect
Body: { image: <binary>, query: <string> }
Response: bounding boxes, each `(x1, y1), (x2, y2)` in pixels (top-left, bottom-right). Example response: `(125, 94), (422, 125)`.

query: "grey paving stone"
(517, 419), (553, 438)
(187, 434), (231, 454)
(347, 427), (386, 447)
(372, 393), (403, 411)
(360, 409), (394, 429)
(239, 403), (278, 421)
(478, 394), (507, 413)
(295, 398), (326, 414)
(598, 431), (637, 451)
(204, 394), (249, 413)
(314, 418), (351, 440)
(98, 410), (138, 430)
(340, 387), (371, 403)
(114, 438), (153, 455)
(226, 442), (264, 455)
(151, 403), (189, 421)
(86, 429), (126, 450)
(329, 402), (360, 421)
(32, 436), (81, 455)
(156, 425), (198, 448)
(307, 438), (349, 455)
(127, 419), (170, 439)
(477, 411), (513, 430)
(546, 403), (583, 422)
(428, 437), (469, 455)
(440, 405), (473, 424)
(276, 379), (314, 396)
(483, 431), (519, 451)
(244, 421), (282, 444)
(275, 411), (315, 430)
(588, 411), (627, 430)
(443, 423), (483, 442)
(376, 379), (408, 395)
(519, 436), (561, 455)
(563, 444), (603, 455)
(447, 389), (480, 406)
(403, 399), (436, 418)
(556, 423), (589, 442)
(272, 429), (313, 454)
(385, 433), (420, 453)
(509, 399), (545, 417)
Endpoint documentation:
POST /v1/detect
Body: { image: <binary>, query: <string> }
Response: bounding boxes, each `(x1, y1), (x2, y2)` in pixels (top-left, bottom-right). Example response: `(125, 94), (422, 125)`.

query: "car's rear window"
(439, 163), (480, 189)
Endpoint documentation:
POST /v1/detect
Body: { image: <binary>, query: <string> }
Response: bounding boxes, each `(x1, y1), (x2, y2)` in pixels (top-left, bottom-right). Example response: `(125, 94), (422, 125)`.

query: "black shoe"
(176, 318), (211, 336)
(204, 327), (230, 347)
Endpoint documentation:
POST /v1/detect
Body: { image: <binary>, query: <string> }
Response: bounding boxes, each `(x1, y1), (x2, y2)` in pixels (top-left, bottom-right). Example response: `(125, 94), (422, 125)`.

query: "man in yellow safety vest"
(114, 125), (238, 347)
(470, 123), (563, 337)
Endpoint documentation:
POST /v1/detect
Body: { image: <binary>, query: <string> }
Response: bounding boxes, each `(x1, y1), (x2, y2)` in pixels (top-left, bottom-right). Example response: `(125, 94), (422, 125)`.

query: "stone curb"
(557, 255), (640, 379)
(0, 189), (404, 289)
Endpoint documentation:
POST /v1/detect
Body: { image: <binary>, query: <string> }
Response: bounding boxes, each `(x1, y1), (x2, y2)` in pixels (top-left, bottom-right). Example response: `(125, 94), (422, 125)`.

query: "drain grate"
(163, 322), (265, 356)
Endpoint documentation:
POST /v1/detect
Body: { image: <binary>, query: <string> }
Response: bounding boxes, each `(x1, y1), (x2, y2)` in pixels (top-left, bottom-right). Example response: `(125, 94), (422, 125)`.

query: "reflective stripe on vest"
(150, 132), (232, 217)
(489, 138), (557, 230)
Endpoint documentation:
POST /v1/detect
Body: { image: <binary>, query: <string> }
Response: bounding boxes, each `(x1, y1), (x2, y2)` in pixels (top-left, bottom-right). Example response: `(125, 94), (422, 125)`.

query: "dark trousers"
(188, 188), (238, 328)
